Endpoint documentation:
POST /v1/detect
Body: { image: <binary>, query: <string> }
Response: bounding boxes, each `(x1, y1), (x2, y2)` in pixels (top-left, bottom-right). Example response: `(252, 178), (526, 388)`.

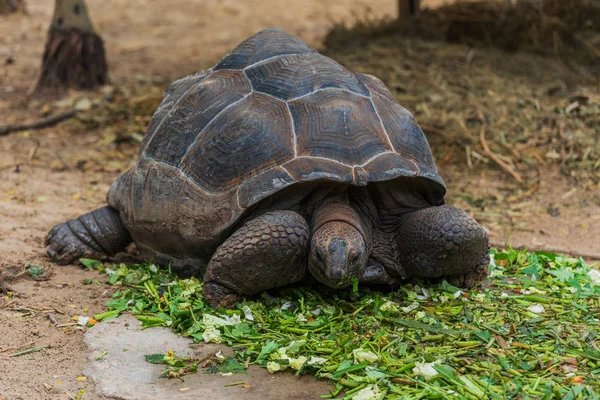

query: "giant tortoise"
(46, 28), (489, 308)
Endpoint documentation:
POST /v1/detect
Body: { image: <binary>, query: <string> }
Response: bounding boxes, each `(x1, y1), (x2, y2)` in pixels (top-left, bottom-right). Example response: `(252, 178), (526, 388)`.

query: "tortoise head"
(309, 221), (367, 288)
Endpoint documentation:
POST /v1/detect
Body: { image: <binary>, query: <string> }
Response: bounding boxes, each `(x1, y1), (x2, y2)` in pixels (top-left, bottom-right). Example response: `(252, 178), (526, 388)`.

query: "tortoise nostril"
(327, 268), (343, 281)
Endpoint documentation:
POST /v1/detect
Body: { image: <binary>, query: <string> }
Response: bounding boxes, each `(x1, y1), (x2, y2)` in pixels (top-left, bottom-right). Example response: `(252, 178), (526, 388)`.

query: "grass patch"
(86, 248), (600, 399)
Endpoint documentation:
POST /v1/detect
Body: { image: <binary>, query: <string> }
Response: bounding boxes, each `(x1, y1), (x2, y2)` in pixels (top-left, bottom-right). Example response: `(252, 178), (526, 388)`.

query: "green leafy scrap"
(205, 356), (247, 374)
(26, 264), (45, 276)
(256, 340), (279, 364)
(144, 354), (166, 364)
(547, 267), (575, 282)
(145, 351), (200, 379)
(80, 258), (102, 270)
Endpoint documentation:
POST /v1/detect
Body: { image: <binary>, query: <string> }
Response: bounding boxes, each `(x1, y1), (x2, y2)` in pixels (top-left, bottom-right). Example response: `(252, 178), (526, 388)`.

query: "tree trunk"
(35, 0), (108, 91)
(0, 0), (25, 14)
(398, 0), (420, 19)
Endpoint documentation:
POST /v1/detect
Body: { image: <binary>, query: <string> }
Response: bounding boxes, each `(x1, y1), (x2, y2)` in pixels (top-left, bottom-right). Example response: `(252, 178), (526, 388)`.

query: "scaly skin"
(46, 206), (131, 264)
(395, 205), (490, 287)
(360, 259), (401, 285)
(203, 211), (309, 308)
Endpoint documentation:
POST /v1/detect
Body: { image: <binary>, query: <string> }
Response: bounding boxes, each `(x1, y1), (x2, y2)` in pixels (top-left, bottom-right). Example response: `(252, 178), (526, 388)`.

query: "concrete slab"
(84, 314), (333, 400)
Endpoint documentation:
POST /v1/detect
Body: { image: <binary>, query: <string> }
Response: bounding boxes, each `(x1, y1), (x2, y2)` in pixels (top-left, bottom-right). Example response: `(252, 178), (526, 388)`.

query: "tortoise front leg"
(204, 211), (309, 309)
(395, 205), (489, 288)
(46, 206), (132, 265)
(360, 259), (401, 286)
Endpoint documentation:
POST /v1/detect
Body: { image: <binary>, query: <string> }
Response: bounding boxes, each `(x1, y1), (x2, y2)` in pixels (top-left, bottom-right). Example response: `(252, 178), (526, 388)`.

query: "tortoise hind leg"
(395, 205), (489, 288)
(204, 211), (309, 309)
(46, 206), (132, 265)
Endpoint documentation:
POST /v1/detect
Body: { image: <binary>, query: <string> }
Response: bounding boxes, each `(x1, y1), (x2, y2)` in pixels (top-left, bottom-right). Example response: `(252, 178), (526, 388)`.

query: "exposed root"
(0, 109), (78, 136)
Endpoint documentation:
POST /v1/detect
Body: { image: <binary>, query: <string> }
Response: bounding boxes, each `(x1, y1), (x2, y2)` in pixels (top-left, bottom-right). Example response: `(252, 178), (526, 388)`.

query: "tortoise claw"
(203, 281), (240, 309)
(46, 206), (132, 266)
(46, 222), (108, 265)
(446, 250), (490, 289)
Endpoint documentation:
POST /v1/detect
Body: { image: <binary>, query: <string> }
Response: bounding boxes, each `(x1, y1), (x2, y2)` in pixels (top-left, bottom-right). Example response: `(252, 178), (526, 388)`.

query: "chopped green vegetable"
(206, 356), (247, 375)
(144, 354), (166, 364)
(26, 265), (44, 277)
(80, 258), (102, 270)
(256, 341), (279, 364)
(10, 346), (43, 357)
(90, 248), (600, 398)
(94, 350), (108, 361)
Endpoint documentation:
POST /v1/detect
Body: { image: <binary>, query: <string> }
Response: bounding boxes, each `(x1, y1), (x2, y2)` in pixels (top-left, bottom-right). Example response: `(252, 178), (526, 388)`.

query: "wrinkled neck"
(311, 198), (369, 245)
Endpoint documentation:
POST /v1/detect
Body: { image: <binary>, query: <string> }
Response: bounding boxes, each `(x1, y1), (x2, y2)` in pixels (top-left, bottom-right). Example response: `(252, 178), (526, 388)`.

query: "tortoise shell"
(107, 27), (446, 269)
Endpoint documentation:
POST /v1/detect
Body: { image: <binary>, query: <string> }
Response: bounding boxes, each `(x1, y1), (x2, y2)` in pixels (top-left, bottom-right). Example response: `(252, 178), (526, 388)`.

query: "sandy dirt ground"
(0, 0), (598, 399)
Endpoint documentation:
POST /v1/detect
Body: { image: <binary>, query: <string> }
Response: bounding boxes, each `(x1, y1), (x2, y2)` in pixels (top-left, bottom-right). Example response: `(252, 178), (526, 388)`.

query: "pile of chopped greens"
(84, 248), (600, 399)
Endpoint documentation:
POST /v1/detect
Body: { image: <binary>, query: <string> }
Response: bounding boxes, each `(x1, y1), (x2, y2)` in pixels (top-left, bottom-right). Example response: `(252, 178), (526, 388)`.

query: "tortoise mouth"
(308, 261), (354, 289)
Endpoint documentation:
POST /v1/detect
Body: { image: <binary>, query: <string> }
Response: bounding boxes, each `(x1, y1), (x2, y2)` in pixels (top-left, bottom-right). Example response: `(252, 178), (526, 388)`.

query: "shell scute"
(246, 53), (369, 100)
(181, 93), (294, 193)
(289, 90), (393, 165)
(140, 70), (212, 153)
(214, 27), (314, 71)
(143, 70), (252, 166)
(369, 90), (436, 170)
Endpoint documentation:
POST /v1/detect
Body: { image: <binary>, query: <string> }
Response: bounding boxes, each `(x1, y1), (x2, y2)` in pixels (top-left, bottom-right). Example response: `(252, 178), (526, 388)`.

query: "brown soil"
(0, 1), (598, 399)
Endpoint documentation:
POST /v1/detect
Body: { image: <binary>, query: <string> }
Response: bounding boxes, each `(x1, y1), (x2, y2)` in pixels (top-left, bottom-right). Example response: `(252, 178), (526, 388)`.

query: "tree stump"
(0, 0), (25, 14)
(398, 0), (420, 19)
(35, 0), (108, 91)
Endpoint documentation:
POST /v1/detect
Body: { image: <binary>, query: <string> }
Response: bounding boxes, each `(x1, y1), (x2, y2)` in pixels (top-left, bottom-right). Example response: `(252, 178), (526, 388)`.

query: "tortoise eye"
(315, 249), (325, 263)
(349, 251), (359, 265)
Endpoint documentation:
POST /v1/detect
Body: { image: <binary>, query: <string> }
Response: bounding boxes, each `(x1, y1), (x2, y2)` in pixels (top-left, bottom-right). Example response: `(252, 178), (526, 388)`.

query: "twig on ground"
(7, 307), (37, 313)
(0, 341), (35, 354)
(28, 138), (41, 160)
(10, 346), (44, 357)
(420, 124), (446, 136)
(0, 110), (78, 136)
(477, 111), (523, 183)
(55, 322), (77, 328)
(506, 184), (538, 202)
